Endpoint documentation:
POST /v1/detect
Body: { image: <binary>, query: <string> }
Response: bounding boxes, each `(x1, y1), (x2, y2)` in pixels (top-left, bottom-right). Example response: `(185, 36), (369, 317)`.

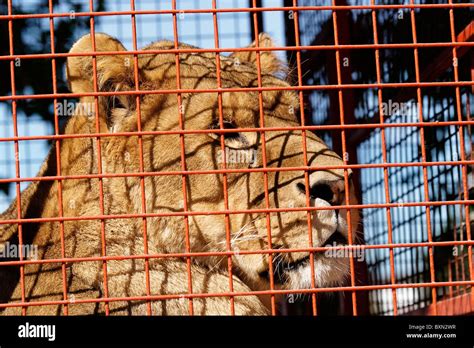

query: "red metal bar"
(3, 121), (474, 144)
(1, 239), (474, 268)
(292, 0), (318, 315)
(2, 81), (473, 102)
(1, 42), (473, 62)
(0, 1), (472, 317)
(407, 292), (474, 316)
(447, 0), (474, 310)
(212, 0), (236, 315)
(1, 280), (473, 311)
(410, 0), (438, 314)
(89, 0), (111, 316)
(1, 199), (474, 226)
(370, 0), (398, 315)
(0, 3), (473, 21)
(331, 0), (358, 315)
(252, 0), (277, 315)
(2, 160), (474, 186)
(48, 0), (69, 315)
(6, 0), (26, 316)
(171, 0), (194, 315)
(130, 0), (153, 316)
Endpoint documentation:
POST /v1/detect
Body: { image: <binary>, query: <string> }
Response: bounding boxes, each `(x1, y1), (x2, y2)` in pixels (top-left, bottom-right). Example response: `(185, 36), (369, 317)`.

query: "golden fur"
(0, 33), (358, 315)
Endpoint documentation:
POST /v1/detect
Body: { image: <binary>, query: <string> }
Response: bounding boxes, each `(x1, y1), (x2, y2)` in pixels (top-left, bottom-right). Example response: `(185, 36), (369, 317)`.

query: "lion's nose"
(296, 179), (346, 205)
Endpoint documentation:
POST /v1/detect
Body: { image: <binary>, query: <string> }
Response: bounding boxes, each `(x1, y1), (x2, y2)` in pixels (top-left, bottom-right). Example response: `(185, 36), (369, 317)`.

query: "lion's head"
(66, 33), (359, 297)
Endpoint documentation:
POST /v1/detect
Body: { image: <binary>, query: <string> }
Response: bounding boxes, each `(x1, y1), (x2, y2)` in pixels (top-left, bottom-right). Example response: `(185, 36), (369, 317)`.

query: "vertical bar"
(330, 0), (358, 316)
(283, 0), (296, 69)
(171, 0), (194, 315)
(88, 0), (110, 315)
(467, 84), (473, 297)
(251, 0), (276, 315)
(447, 0), (474, 309)
(448, 258), (454, 298)
(130, 0), (152, 316)
(291, 0), (318, 316)
(370, 0), (398, 316)
(48, 0), (68, 315)
(467, 81), (473, 299)
(249, 0), (264, 40)
(409, 0), (437, 314)
(211, 0), (236, 315)
(326, 0), (371, 315)
(7, 0), (26, 316)
(454, 203), (461, 296)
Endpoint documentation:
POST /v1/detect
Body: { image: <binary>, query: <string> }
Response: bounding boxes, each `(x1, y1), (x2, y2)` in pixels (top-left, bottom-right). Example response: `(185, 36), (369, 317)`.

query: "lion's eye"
(208, 120), (251, 149)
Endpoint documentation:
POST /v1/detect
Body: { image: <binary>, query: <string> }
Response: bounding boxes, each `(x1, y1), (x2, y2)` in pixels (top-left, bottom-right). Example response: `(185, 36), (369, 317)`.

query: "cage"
(0, 0), (472, 316)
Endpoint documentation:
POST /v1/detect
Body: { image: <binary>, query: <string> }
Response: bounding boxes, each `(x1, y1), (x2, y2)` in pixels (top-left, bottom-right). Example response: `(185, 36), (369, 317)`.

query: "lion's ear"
(66, 33), (134, 129)
(230, 33), (285, 76)
(67, 33), (133, 94)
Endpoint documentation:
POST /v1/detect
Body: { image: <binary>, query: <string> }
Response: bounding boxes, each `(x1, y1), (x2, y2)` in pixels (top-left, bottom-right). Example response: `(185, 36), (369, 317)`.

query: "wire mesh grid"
(0, 0), (472, 316)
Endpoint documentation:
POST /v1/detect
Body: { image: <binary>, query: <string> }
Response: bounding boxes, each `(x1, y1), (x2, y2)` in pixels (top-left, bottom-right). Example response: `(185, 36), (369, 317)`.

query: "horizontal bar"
(0, 42), (473, 61)
(1, 121), (473, 144)
(0, 3), (473, 21)
(1, 280), (473, 310)
(406, 292), (474, 315)
(1, 81), (473, 102)
(0, 199), (473, 225)
(0, 239), (473, 268)
(0, 160), (473, 185)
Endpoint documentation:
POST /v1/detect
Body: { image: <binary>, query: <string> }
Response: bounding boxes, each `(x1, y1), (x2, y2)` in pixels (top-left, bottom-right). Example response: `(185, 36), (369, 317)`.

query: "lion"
(0, 33), (359, 315)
